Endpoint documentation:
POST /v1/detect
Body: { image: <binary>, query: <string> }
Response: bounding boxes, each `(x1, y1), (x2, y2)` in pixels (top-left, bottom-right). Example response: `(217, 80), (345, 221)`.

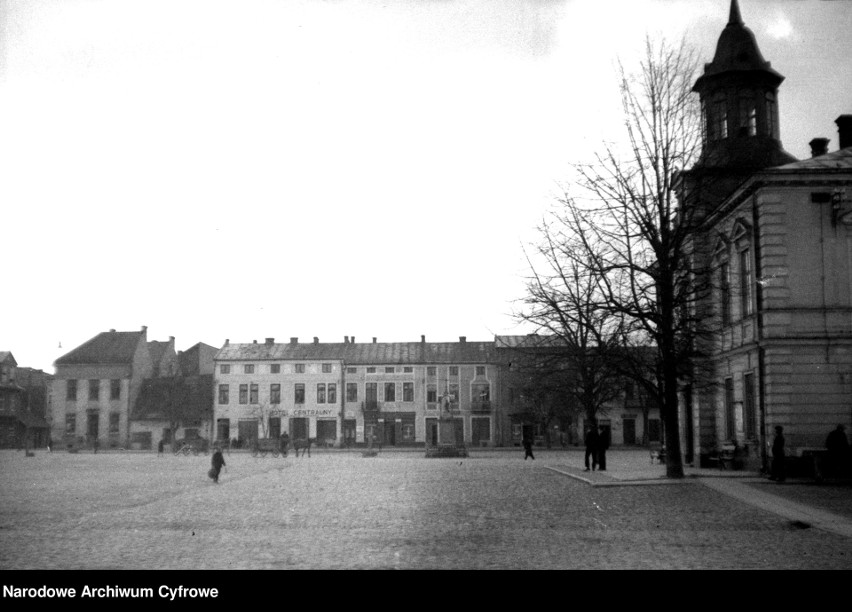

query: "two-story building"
(52, 326), (163, 449)
(684, 1), (852, 468)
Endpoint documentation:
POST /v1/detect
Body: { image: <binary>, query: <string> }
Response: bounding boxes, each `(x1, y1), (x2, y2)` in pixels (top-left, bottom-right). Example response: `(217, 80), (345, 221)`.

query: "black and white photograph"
(1, 0), (851, 582)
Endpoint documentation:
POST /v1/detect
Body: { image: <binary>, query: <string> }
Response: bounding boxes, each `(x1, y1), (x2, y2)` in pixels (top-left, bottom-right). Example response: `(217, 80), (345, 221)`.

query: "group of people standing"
(583, 421), (611, 471)
(770, 423), (850, 482)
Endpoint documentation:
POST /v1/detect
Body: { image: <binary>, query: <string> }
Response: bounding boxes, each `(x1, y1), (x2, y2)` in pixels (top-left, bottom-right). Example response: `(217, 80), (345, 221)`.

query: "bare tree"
(527, 36), (714, 477)
(518, 228), (627, 427)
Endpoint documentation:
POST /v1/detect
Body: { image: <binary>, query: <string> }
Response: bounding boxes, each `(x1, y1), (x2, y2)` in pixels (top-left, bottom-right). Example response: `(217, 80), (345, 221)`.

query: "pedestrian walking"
(825, 424), (850, 478)
(209, 447), (226, 484)
(584, 422), (599, 471)
(279, 432), (290, 458)
(597, 424), (611, 471)
(92, 437), (99, 454)
(157, 439), (164, 457)
(523, 437), (535, 461)
(47, 437), (53, 453)
(769, 425), (785, 482)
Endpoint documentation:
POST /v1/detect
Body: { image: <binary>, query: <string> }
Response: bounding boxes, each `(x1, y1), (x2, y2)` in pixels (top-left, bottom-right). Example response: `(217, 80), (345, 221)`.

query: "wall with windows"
(214, 358), (344, 444)
(51, 364), (134, 448)
(696, 181), (852, 463)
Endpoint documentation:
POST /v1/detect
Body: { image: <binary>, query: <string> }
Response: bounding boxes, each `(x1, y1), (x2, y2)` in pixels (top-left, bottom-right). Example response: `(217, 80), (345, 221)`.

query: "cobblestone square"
(1, 449), (851, 569)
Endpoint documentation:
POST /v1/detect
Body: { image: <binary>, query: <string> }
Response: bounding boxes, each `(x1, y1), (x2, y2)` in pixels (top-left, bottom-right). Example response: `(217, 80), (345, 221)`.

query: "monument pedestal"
(425, 418), (468, 458)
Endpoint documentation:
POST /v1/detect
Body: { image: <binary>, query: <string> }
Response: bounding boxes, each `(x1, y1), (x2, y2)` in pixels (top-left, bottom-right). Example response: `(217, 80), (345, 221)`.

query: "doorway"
(383, 420), (396, 446)
(290, 417), (308, 440)
(623, 418), (636, 445)
(343, 419), (356, 446)
(87, 412), (99, 440)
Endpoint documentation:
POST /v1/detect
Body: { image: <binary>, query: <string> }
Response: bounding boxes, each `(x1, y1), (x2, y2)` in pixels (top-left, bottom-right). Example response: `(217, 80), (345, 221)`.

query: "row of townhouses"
(8, 2), (852, 471)
(40, 330), (663, 451)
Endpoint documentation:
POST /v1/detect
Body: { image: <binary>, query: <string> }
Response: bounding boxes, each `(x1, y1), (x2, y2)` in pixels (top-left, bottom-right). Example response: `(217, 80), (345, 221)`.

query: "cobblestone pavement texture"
(1, 449), (851, 569)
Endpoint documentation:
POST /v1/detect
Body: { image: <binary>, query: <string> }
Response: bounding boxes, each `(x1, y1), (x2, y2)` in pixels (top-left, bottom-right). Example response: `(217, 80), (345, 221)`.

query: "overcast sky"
(2, 0), (850, 372)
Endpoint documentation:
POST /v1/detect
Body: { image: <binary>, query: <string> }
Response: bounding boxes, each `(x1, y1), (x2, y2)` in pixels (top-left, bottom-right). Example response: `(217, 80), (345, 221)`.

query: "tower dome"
(692, 0), (797, 170)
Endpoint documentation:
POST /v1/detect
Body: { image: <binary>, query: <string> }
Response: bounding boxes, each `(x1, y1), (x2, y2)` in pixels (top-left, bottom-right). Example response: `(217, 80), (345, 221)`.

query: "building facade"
(212, 336), (501, 448)
(685, 1), (852, 468)
(52, 327), (160, 449)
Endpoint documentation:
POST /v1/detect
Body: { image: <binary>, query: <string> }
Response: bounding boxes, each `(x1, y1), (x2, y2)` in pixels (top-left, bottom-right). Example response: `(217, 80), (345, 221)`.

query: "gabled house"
(52, 327), (156, 449)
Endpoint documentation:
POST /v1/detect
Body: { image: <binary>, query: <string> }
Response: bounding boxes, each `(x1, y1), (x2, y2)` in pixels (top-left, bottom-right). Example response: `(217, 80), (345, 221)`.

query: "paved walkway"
(543, 450), (852, 539)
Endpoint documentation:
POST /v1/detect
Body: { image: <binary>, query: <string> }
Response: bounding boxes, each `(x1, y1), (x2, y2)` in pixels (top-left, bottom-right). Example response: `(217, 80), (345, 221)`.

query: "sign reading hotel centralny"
(266, 408), (336, 418)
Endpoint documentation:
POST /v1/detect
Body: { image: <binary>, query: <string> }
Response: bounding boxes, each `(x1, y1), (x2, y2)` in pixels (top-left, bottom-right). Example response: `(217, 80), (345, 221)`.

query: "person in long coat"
(522, 437), (535, 461)
(584, 423), (599, 472)
(597, 424), (611, 471)
(210, 447), (226, 483)
(769, 426), (785, 482)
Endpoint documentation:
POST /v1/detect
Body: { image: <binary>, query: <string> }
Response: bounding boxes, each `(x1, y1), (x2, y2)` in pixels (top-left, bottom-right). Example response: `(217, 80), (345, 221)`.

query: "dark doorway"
(383, 420), (396, 446)
(426, 418), (438, 446)
(623, 418), (636, 445)
(268, 417), (281, 440)
(471, 417), (490, 445)
(216, 419), (229, 443)
(317, 420), (337, 444)
(290, 417), (308, 440)
(87, 412), (99, 439)
(343, 419), (356, 446)
(238, 419), (259, 445)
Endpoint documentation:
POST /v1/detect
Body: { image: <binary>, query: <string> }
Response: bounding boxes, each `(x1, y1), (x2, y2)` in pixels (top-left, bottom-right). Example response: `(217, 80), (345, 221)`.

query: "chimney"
(169, 336), (175, 343)
(109, 329), (116, 333)
(253, 340), (257, 344)
(351, 336), (355, 343)
(459, 336), (466, 343)
(141, 325), (147, 333)
(265, 338), (274, 345)
(372, 337), (377, 343)
(836, 115), (852, 150)
(313, 337), (319, 344)
(809, 137), (829, 158)
(344, 336), (349, 344)
(224, 339), (229, 346)
(290, 337), (298, 344)
(421, 335), (425, 343)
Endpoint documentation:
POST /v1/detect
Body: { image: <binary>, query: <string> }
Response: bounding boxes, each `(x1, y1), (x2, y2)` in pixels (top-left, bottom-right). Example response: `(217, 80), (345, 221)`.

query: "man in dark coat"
(210, 447), (226, 483)
(279, 432), (290, 458)
(769, 426), (785, 482)
(584, 423), (599, 472)
(825, 424), (850, 477)
(597, 424), (611, 471)
(522, 437), (535, 461)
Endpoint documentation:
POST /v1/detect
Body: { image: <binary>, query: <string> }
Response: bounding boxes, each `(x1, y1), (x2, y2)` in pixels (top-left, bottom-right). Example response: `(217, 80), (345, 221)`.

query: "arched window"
(739, 95), (756, 136)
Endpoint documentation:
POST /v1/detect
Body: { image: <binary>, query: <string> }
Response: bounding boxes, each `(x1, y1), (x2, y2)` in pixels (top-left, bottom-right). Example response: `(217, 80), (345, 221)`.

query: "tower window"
(739, 97), (756, 136)
(764, 93), (776, 138)
(712, 96), (727, 140)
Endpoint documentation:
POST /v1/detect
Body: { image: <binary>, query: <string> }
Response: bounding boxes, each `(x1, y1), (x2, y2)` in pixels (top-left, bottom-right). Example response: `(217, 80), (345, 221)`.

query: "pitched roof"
(215, 340), (497, 364)
(54, 331), (144, 366)
(494, 335), (568, 349)
(772, 147), (852, 171)
(0, 351), (16, 366)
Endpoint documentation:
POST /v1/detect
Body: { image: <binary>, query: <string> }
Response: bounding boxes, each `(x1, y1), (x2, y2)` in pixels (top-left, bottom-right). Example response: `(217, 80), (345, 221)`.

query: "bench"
(708, 444), (741, 470)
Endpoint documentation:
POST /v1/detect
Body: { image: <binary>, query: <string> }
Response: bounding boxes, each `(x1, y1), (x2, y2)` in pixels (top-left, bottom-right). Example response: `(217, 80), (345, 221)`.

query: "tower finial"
(728, 0), (743, 26)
